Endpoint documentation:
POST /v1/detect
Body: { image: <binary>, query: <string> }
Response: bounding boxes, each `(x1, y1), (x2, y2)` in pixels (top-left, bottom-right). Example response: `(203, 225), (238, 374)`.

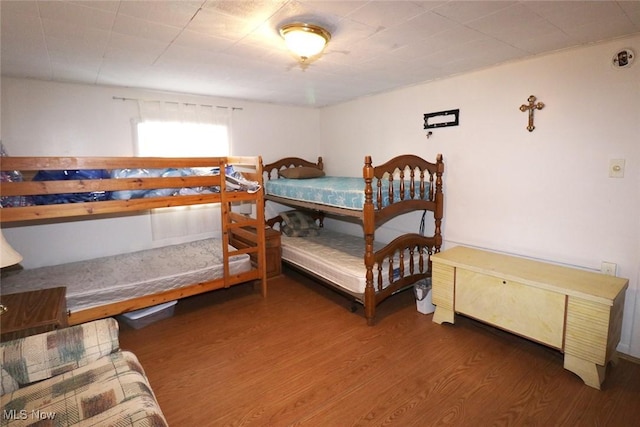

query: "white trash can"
(414, 278), (436, 314)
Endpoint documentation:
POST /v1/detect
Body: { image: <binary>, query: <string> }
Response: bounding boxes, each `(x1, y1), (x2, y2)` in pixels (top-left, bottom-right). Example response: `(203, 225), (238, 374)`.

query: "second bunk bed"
(263, 153), (444, 325)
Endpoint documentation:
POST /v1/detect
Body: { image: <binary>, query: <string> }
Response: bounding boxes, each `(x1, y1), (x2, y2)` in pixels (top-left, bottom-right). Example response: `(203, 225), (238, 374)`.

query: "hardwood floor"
(119, 268), (640, 426)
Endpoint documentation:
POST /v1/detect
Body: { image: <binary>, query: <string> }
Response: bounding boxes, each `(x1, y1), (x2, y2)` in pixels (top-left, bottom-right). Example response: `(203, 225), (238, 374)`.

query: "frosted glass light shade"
(280, 23), (330, 61)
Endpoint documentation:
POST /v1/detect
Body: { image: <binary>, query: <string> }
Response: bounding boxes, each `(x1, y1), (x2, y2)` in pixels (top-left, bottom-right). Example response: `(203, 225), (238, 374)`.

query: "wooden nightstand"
(230, 227), (281, 278)
(0, 287), (68, 342)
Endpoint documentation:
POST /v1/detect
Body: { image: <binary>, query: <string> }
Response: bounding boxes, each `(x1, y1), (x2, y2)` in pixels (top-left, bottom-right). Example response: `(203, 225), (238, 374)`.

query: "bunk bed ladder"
(220, 166), (267, 298)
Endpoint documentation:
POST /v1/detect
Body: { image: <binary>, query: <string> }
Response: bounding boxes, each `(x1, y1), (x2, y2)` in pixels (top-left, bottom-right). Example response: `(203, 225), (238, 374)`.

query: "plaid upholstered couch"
(1, 318), (167, 426)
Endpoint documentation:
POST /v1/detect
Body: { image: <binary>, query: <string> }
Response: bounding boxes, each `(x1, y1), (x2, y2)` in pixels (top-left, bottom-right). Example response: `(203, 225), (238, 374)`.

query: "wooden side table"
(230, 227), (281, 278)
(0, 287), (68, 342)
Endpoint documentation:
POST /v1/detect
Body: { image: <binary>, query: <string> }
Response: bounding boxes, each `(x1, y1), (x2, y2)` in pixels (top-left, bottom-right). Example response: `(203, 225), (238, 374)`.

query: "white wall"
(1, 35), (638, 357)
(1, 78), (321, 267)
(319, 35), (640, 357)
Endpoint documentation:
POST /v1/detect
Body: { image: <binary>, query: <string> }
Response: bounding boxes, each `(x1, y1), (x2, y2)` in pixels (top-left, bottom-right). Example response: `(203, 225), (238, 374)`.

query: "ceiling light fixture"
(280, 23), (331, 62)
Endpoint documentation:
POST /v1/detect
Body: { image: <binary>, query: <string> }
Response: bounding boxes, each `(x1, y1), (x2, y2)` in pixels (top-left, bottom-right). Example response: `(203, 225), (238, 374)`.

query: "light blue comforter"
(265, 177), (431, 210)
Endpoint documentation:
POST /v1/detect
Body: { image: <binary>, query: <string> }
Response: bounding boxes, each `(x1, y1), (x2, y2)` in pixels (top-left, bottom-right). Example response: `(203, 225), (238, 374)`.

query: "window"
(136, 121), (228, 157)
(134, 102), (232, 244)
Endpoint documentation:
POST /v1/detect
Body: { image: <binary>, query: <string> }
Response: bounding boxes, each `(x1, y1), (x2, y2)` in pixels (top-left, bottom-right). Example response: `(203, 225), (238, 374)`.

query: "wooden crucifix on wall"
(519, 95), (545, 132)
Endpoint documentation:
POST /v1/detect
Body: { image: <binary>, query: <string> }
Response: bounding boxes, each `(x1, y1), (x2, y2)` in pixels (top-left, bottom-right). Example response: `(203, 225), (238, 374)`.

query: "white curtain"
(136, 100), (232, 156)
(135, 100), (233, 245)
(137, 100), (231, 128)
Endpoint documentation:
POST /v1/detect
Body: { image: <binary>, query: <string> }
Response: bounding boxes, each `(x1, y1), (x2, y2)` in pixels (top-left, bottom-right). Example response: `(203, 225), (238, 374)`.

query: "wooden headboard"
(263, 156), (323, 180)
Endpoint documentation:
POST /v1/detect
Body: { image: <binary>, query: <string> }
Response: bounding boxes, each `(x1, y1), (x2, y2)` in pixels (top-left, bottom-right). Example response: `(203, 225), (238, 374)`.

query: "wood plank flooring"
(119, 268), (640, 426)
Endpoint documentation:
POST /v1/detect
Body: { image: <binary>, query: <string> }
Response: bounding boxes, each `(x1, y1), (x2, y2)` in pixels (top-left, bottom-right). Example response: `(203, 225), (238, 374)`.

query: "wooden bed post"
(220, 165), (232, 290)
(255, 157), (268, 298)
(434, 154), (444, 253)
(363, 155), (376, 325)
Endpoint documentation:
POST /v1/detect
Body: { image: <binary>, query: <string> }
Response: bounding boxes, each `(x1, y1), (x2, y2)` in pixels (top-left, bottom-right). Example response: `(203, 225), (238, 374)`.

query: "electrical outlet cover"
(601, 261), (617, 276)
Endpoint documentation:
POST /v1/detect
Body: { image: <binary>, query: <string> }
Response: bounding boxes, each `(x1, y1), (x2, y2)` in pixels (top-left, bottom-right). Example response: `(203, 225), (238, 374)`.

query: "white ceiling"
(2, 1), (639, 107)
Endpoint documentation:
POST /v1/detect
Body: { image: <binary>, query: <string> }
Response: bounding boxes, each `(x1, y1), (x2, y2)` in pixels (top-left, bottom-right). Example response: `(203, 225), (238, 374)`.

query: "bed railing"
(365, 153), (444, 226)
(0, 156), (260, 223)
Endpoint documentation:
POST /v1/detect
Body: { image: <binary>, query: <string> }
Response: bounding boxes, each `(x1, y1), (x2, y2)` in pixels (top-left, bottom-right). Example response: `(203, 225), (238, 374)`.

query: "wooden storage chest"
(431, 246), (628, 389)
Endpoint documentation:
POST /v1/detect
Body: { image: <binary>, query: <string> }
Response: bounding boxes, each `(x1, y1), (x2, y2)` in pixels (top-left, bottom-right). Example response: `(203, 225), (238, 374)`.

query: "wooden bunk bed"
(0, 155), (267, 325)
(263, 154), (444, 325)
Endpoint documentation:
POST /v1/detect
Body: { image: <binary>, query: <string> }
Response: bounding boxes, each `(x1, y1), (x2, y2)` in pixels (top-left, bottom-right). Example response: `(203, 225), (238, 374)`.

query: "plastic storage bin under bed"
(119, 300), (177, 329)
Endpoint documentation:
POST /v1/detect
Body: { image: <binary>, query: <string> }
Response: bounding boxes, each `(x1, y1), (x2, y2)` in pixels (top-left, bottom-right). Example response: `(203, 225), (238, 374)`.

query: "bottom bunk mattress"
(0, 239), (251, 313)
(281, 230), (426, 296)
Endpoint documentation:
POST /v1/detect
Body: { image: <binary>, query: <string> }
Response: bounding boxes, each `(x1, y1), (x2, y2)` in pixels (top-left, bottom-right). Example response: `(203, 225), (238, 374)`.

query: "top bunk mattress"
(1, 238), (251, 313)
(265, 177), (431, 211)
(281, 230), (426, 296)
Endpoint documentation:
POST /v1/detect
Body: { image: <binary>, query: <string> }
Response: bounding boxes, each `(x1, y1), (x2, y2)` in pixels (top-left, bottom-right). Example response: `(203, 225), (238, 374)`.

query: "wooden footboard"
(361, 233), (434, 324)
(368, 153), (444, 243)
(371, 233), (434, 296)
